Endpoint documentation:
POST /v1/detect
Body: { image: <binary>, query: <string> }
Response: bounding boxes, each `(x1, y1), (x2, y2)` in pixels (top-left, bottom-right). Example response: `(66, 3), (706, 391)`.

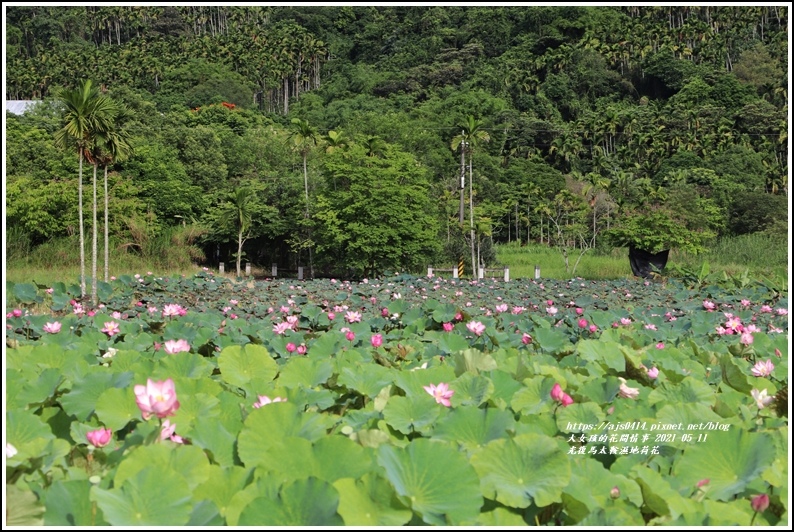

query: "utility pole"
(469, 141), (475, 279)
(459, 133), (465, 224)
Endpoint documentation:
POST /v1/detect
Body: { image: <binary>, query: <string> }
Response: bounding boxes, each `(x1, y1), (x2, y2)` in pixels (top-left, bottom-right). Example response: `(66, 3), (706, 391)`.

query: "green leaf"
(160, 351), (215, 379)
(449, 373), (494, 407)
(432, 405), (515, 451)
(94, 387), (140, 431)
(113, 444), (212, 491)
(672, 429), (775, 501)
(217, 344), (279, 388)
(6, 484), (44, 526)
(43, 480), (106, 526)
(576, 339), (625, 372)
(59, 372), (117, 421)
(436, 332), (470, 355)
(237, 401), (334, 465)
(648, 376), (716, 406)
(337, 364), (393, 397)
(91, 467), (193, 525)
(533, 327), (571, 354)
(237, 477), (343, 526)
(377, 439), (483, 525)
(470, 433), (571, 508)
(562, 456), (644, 516)
(334, 473), (412, 526)
(194, 465), (253, 522)
(13, 282), (40, 303)
(188, 418), (238, 467)
(277, 357), (333, 388)
(719, 353), (753, 393)
(6, 409), (55, 465)
(382, 395), (442, 435)
(631, 466), (699, 519)
(555, 403), (606, 434)
(255, 435), (374, 483)
(510, 376), (555, 415)
(451, 348), (498, 376)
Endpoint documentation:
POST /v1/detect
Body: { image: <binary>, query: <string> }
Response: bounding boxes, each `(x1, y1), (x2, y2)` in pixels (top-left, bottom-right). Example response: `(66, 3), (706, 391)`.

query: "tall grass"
(493, 233), (789, 281)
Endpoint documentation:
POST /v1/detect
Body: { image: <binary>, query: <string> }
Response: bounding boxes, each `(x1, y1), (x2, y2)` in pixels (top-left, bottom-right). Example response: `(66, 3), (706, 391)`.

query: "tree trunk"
(469, 152), (475, 278)
(92, 163), (98, 306)
(79, 152), (86, 298)
(237, 228), (243, 277)
(104, 165), (109, 282)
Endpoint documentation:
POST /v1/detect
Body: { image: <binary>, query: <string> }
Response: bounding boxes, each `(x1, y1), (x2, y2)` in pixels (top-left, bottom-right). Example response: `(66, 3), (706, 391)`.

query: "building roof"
(6, 100), (41, 115)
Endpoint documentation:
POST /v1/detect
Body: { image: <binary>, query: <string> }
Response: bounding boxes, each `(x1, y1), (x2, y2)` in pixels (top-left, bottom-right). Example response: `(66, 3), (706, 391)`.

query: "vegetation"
(5, 6), (789, 285)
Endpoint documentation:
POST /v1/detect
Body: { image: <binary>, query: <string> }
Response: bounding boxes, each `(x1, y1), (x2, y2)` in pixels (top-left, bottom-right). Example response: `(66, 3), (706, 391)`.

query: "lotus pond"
(4, 269), (790, 526)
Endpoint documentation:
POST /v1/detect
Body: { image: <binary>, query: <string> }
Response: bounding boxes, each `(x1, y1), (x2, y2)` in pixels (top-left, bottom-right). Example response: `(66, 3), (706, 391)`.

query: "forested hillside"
(5, 6), (789, 278)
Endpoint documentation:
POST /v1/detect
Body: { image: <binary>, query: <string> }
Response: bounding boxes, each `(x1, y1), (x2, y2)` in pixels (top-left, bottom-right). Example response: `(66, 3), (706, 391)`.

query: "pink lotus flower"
(751, 359), (774, 377)
(577, 318), (588, 328)
(161, 303), (186, 318)
(273, 321), (292, 335)
(466, 321), (486, 336)
(297, 344), (307, 355)
(702, 300), (716, 311)
(696, 478), (710, 489)
(345, 311), (362, 323)
(751, 388), (774, 409)
(740, 299), (751, 307)
(229, 299), (238, 306)
(521, 333), (532, 345)
(253, 395), (286, 409)
(575, 307), (584, 315)
(550, 383), (574, 406)
(644, 323), (657, 331)
(158, 420), (183, 444)
(163, 339), (190, 354)
(43, 322), (62, 334)
(87, 310), (96, 317)
(286, 342), (297, 353)
(759, 305), (773, 313)
(620, 317), (632, 326)
(454, 312), (463, 321)
(740, 332), (754, 345)
(346, 331), (356, 342)
(326, 311), (335, 321)
(647, 366), (660, 379)
(751, 493), (769, 513)
(134, 378), (180, 420)
(494, 303), (508, 313)
(775, 308), (788, 316)
(371, 334), (383, 348)
(617, 378), (640, 399)
(655, 342), (665, 350)
(101, 321), (120, 337)
(423, 382), (454, 407)
(546, 306), (558, 316)
(442, 322), (453, 332)
(86, 428), (112, 448)
(588, 324), (597, 333)
(511, 306), (525, 315)
(12, 309), (23, 317)
(73, 304), (85, 315)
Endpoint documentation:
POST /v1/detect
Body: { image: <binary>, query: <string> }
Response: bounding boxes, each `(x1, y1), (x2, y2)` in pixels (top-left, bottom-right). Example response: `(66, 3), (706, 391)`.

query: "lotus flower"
(158, 420), (183, 444)
(43, 322), (62, 334)
(617, 377), (640, 399)
(163, 339), (190, 354)
(550, 383), (574, 407)
(751, 493), (769, 513)
(134, 378), (180, 420)
(101, 321), (120, 337)
(751, 359), (774, 377)
(253, 395), (286, 409)
(466, 321), (486, 336)
(370, 334), (383, 348)
(86, 428), (112, 448)
(423, 382), (454, 407)
(750, 388), (774, 410)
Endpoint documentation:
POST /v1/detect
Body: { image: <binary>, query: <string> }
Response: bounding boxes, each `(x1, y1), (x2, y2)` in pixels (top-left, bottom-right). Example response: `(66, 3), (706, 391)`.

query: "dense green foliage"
(4, 6), (789, 279)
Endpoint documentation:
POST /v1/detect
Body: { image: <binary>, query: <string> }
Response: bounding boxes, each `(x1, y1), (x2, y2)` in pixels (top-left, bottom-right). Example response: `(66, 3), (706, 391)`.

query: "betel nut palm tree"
(451, 116), (490, 278)
(53, 79), (117, 302)
(287, 118), (319, 278)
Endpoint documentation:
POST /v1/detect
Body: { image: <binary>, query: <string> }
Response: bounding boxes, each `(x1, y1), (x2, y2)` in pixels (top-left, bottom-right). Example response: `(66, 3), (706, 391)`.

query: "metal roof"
(6, 100), (41, 115)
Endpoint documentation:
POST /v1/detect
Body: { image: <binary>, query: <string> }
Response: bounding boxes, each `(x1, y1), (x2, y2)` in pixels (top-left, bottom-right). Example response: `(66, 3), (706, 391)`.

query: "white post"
(245, 263), (251, 276)
(298, 266), (304, 280)
(452, 266), (459, 279)
(534, 265), (540, 279)
(219, 262), (225, 274)
(504, 266), (509, 282)
(427, 266), (433, 277)
(272, 263), (278, 277)
(478, 267), (484, 279)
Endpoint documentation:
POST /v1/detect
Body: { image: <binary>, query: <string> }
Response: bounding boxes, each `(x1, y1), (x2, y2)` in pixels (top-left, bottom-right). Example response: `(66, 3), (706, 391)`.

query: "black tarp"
(628, 246), (669, 278)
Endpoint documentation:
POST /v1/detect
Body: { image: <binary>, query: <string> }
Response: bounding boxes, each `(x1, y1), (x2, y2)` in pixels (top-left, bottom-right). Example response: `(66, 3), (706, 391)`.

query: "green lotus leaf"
(194, 465), (253, 522)
(337, 363), (393, 397)
(575, 339), (625, 372)
(216, 344), (279, 388)
(170, 392), (221, 434)
(555, 402), (605, 433)
(94, 386), (140, 431)
(237, 477), (343, 526)
(631, 465), (700, 520)
(307, 331), (341, 357)
(6, 484), (44, 526)
(237, 401), (334, 465)
(6, 409), (55, 464)
(377, 439), (483, 525)
(671, 429), (775, 501)
(562, 456), (643, 519)
(476, 507), (527, 526)
(333, 473), (412, 526)
(91, 467), (193, 526)
(187, 500), (224, 526)
(277, 356), (333, 388)
(648, 376), (716, 406)
(718, 353), (753, 393)
(13, 367), (64, 408)
(451, 348), (498, 376)
(432, 404), (515, 450)
(510, 376), (555, 416)
(43, 480), (106, 526)
(114, 443), (212, 491)
(60, 371), (131, 421)
(577, 504), (645, 526)
(532, 327), (571, 355)
(435, 332), (470, 355)
(159, 351), (215, 379)
(255, 435), (374, 483)
(577, 375), (622, 404)
(13, 282), (39, 303)
(470, 433), (571, 509)
(392, 365), (457, 398)
(449, 373), (494, 407)
(186, 417), (237, 467)
(382, 395), (442, 435)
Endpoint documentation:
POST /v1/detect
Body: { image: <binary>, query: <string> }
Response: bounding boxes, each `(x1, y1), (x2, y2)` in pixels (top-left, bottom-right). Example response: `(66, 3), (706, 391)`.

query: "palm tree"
(322, 130), (349, 154)
(451, 116), (490, 277)
(94, 102), (133, 283)
(287, 118), (319, 278)
(53, 80), (116, 301)
(222, 187), (254, 278)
